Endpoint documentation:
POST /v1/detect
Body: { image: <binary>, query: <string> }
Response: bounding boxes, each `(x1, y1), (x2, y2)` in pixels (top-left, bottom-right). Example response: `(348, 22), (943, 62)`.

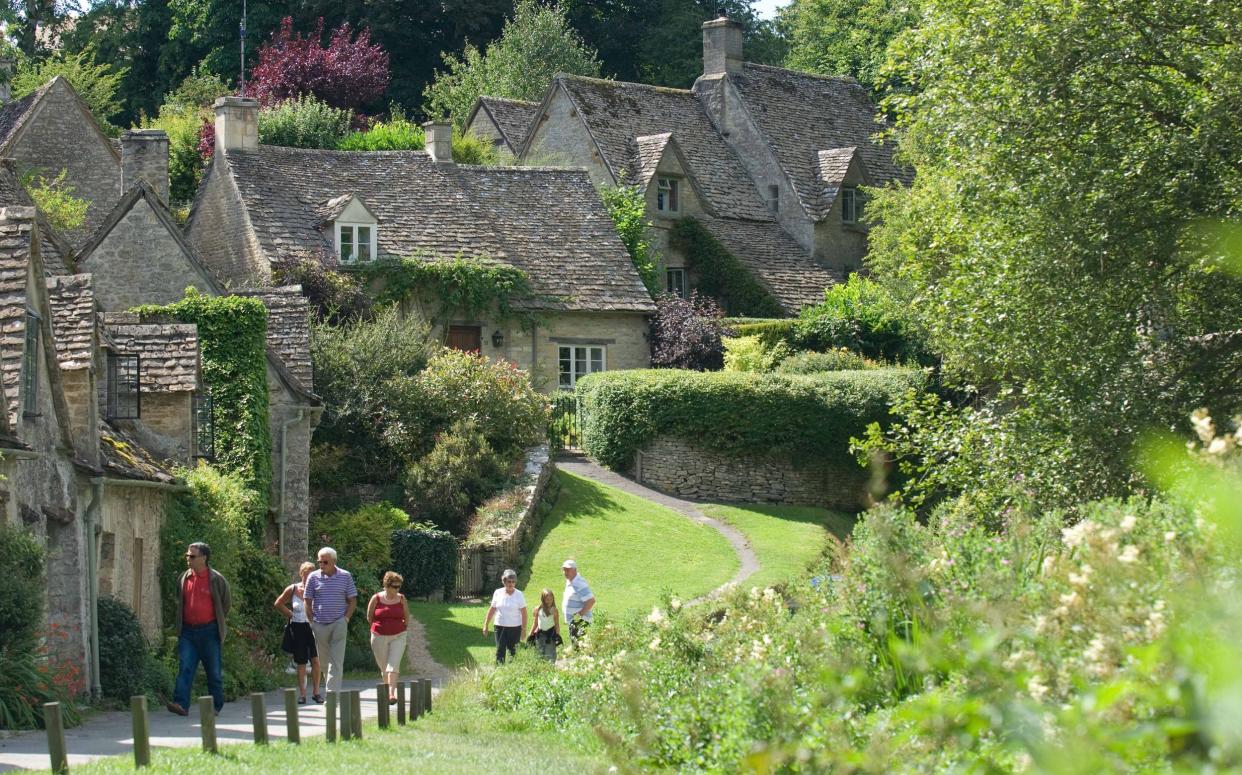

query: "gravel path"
(556, 454), (759, 601)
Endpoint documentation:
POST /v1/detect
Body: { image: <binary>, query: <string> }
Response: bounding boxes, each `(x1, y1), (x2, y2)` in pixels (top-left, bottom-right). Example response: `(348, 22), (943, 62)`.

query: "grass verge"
(703, 503), (855, 589)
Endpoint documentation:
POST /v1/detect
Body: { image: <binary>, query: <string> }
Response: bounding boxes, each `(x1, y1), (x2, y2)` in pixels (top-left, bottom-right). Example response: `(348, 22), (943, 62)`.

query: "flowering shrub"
(722, 333), (790, 372)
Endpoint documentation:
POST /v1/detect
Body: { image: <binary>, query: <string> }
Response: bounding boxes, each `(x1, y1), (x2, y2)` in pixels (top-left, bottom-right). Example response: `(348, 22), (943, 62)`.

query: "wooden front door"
(446, 325), (482, 353)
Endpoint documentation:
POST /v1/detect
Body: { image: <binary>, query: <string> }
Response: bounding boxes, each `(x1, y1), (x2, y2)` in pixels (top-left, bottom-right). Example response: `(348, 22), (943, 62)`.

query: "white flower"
(1041, 556), (1056, 575)
(646, 607), (665, 625)
(649, 636), (661, 651)
(669, 597), (682, 611)
(1118, 545), (1140, 564)
(1059, 591), (1079, 608)
(1164, 531), (1176, 542)
(1033, 615), (1049, 634)
(1119, 514), (1137, 532)
(1062, 521), (1093, 549)
(1068, 565), (1093, 587)
(1027, 676), (1050, 702)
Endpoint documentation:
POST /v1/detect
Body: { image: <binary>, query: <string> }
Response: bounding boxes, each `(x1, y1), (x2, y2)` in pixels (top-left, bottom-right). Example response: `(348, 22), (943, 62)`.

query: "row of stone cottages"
(1, 16), (900, 697)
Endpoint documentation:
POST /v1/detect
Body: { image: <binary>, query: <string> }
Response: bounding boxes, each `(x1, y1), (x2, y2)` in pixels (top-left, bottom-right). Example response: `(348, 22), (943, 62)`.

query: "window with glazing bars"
(192, 391), (215, 460)
(106, 353), (141, 420)
(20, 310), (39, 417)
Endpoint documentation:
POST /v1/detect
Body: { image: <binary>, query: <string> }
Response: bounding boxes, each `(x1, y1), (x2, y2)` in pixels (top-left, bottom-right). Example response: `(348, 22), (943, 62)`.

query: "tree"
(12, 48), (127, 132)
(423, 0), (602, 129)
(247, 16), (389, 111)
(649, 292), (730, 371)
(143, 69), (230, 205)
(23, 169), (88, 231)
(778, 0), (919, 95)
(864, 0), (1242, 504)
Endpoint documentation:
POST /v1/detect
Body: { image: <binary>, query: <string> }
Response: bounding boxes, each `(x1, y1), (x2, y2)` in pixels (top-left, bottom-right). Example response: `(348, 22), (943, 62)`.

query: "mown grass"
(703, 503), (855, 590)
(410, 470), (738, 668)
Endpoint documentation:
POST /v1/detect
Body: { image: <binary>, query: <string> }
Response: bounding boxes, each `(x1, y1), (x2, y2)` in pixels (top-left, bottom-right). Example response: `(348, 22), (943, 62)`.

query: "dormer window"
(657, 177), (679, 213)
(336, 223), (376, 264)
(841, 187), (864, 224)
(106, 353), (141, 421)
(20, 309), (39, 417)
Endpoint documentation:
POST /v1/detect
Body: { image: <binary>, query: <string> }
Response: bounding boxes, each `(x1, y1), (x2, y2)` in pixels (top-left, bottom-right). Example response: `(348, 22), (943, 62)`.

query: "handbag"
(280, 622), (296, 654)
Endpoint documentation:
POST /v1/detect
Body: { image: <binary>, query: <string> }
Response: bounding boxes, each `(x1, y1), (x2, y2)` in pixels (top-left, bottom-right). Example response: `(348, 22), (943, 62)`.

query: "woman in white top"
(482, 569), (527, 664)
(274, 562), (323, 703)
(526, 588), (562, 663)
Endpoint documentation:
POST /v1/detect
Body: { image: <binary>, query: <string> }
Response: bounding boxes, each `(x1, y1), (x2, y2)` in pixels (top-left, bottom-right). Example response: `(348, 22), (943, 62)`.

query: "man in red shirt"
(167, 542), (231, 716)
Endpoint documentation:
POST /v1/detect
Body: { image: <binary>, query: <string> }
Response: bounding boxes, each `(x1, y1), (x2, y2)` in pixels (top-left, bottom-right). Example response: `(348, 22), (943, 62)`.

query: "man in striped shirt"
(304, 546), (357, 692)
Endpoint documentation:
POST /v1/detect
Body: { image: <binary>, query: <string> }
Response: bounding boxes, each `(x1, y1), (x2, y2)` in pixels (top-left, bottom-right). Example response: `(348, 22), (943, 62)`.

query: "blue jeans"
(174, 623), (224, 712)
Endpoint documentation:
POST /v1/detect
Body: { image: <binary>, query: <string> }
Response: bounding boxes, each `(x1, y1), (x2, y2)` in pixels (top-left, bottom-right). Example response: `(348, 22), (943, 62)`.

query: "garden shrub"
(668, 218), (784, 317)
(338, 114), (425, 151)
(795, 275), (930, 364)
(722, 334), (791, 372)
(727, 318), (799, 349)
(0, 521), (45, 656)
(272, 256), (373, 324)
(649, 292), (731, 371)
(309, 503), (408, 590)
(577, 367), (927, 470)
(404, 419), (510, 534)
(449, 134), (503, 165)
(391, 523), (458, 598)
(96, 597), (161, 704)
(257, 95), (354, 149)
(777, 348), (872, 373)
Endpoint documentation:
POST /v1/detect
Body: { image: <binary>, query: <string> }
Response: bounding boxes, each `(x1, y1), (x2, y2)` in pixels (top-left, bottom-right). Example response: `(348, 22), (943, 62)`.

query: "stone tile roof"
(0, 84), (50, 151)
(731, 64), (909, 219)
(102, 313), (200, 394)
(811, 147), (864, 221)
(0, 207), (35, 429)
(475, 97), (541, 151)
(221, 146), (655, 313)
(46, 274), (95, 371)
(552, 75), (771, 220)
(701, 216), (838, 313)
(100, 421), (177, 483)
(0, 159), (75, 274)
(631, 133), (672, 190)
(235, 285), (313, 389)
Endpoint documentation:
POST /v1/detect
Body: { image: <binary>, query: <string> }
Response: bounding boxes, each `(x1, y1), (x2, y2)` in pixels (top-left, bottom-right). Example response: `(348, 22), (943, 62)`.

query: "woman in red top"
(366, 571), (409, 703)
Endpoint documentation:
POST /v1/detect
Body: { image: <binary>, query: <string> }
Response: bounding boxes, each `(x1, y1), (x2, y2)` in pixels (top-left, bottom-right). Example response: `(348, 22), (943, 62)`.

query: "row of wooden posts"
(43, 680), (434, 773)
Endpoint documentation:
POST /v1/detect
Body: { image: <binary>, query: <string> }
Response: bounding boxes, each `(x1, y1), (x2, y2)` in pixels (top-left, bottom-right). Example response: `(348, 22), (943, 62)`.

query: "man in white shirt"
(561, 559), (595, 645)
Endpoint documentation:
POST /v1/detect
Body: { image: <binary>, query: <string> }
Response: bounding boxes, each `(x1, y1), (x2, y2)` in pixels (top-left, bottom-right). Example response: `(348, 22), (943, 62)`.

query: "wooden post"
(251, 693), (268, 745)
(198, 696), (217, 754)
(339, 690), (353, 741)
(411, 679), (424, 720)
(423, 678), (433, 715)
(44, 702), (68, 774)
(395, 681), (406, 726)
(131, 696), (150, 767)
(376, 683), (390, 729)
(351, 690), (363, 739)
(283, 688), (300, 744)
(325, 691), (337, 742)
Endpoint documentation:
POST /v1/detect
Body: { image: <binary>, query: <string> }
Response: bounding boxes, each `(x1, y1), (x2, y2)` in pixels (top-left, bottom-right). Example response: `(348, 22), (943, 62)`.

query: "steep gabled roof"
(468, 97), (541, 153)
(700, 216), (839, 313)
(219, 145), (655, 314)
(0, 158), (76, 274)
(46, 273), (96, 371)
(545, 75), (771, 220)
(632, 133), (673, 191)
(235, 286), (313, 390)
(811, 147), (872, 221)
(313, 193), (376, 226)
(729, 64), (908, 219)
(102, 313), (200, 394)
(0, 82), (54, 152)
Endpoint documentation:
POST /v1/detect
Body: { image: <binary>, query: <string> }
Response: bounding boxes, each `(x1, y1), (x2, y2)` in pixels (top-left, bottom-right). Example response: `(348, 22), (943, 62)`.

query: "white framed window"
(841, 187), (864, 224)
(767, 184), (779, 213)
(666, 267), (686, 298)
(656, 177), (679, 213)
(558, 345), (606, 390)
(336, 222), (376, 263)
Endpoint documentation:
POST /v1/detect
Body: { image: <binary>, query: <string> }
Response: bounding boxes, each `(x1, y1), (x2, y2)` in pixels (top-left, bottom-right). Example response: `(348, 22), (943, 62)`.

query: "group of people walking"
(165, 542), (597, 717)
(483, 559), (595, 664)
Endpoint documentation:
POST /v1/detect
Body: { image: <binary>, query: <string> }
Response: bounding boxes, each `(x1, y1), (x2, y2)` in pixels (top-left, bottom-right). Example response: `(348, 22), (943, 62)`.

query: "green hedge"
(391, 524), (458, 598)
(728, 319), (799, 348)
(577, 368), (926, 470)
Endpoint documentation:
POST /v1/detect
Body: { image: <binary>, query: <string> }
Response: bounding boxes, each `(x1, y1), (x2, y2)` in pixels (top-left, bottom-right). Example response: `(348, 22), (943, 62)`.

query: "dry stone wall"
(635, 435), (867, 511)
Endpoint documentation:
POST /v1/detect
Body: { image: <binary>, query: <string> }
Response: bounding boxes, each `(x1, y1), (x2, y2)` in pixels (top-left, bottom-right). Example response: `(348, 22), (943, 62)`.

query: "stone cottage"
(187, 99), (655, 392)
(488, 16), (909, 313)
(464, 96), (541, 156)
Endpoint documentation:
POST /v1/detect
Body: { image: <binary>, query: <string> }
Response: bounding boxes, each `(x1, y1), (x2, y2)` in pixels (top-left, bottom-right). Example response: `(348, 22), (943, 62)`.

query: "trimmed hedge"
(728, 319), (799, 348)
(577, 368), (927, 470)
(391, 524), (458, 598)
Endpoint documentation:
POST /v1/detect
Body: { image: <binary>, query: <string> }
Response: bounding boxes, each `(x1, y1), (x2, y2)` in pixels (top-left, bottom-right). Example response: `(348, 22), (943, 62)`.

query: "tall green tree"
(423, 0), (601, 128)
(12, 48), (127, 131)
(778, 0), (918, 94)
(865, 0), (1242, 504)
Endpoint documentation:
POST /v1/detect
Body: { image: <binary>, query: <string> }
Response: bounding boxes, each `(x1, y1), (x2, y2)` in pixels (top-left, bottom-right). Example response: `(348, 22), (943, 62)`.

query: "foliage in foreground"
(12, 48), (126, 132)
(23, 170), (89, 232)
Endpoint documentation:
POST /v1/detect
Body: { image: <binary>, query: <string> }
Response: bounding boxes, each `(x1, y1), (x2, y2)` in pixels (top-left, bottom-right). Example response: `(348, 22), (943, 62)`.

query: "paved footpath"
(0, 675), (444, 771)
(557, 454), (759, 600)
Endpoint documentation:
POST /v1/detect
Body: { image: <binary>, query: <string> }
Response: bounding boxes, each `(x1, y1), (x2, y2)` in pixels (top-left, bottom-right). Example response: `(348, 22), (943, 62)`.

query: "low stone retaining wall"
(456, 445), (556, 595)
(634, 436), (866, 511)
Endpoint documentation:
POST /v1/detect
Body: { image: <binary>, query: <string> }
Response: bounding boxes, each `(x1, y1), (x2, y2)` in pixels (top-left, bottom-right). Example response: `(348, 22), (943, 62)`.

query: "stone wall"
(98, 484), (167, 640)
(635, 435), (867, 511)
(503, 311), (651, 393)
(185, 158), (270, 287)
(267, 380), (315, 572)
(523, 88), (615, 183)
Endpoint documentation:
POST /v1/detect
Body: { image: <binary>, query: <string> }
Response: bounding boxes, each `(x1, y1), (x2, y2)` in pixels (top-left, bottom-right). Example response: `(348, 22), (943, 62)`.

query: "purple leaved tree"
(649, 292), (731, 371)
(247, 17), (390, 111)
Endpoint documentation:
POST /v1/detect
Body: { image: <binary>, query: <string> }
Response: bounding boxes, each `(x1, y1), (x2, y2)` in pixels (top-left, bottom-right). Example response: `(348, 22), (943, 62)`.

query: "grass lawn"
(703, 503), (856, 590)
(411, 470), (739, 668)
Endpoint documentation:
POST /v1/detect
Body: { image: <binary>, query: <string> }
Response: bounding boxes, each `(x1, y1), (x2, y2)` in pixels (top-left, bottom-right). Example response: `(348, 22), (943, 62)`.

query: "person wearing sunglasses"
(366, 572), (409, 704)
(304, 546), (357, 693)
(167, 542), (231, 717)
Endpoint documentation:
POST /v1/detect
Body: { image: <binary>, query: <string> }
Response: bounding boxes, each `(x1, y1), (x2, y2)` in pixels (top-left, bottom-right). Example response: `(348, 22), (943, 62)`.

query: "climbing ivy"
(669, 218), (785, 318)
(362, 254), (541, 330)
(131, 289), (272, 535)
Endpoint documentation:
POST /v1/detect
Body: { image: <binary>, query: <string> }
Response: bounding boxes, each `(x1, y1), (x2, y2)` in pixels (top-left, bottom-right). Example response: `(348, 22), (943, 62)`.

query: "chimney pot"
(702, 17), (744, 77)
(121, 129), (170, 203)
(213, 96), (260, 153)
(423, 121), (454, 164)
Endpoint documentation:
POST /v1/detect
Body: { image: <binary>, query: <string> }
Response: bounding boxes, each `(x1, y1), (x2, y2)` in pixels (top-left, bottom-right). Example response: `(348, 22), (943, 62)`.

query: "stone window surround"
(841, 187), (863, 224)
(557, 343), (606, 390)
(21, 308), (40, 418)
(656, 176), (680, 214)
(335, 221), (378, 264)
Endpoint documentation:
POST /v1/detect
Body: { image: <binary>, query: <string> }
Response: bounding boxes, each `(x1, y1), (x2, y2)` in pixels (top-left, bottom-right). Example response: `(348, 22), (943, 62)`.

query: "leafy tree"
(247, 16), (389, 111)
(23, 169), (89, 232)
(256, 95), (353, 149)
(598, 181), (659, 296)
(423, 0), (602, 129)
(778, 0), (919, 95)
(12, 48), (126, 132)
(649, 292), (730, 371)
(3, 0), (70, 58)
(865, 0), (1242, 505)
(142, 69), (230, 205)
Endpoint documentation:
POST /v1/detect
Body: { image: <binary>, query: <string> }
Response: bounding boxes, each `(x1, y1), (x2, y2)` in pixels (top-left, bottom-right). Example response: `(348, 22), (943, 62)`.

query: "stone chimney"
(702, 16), (744, 76)
(423, 121), (453, 164)
(121, 129), (170, 202)
(0, 57), (12, 103)
(213, 96), (260, 153)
